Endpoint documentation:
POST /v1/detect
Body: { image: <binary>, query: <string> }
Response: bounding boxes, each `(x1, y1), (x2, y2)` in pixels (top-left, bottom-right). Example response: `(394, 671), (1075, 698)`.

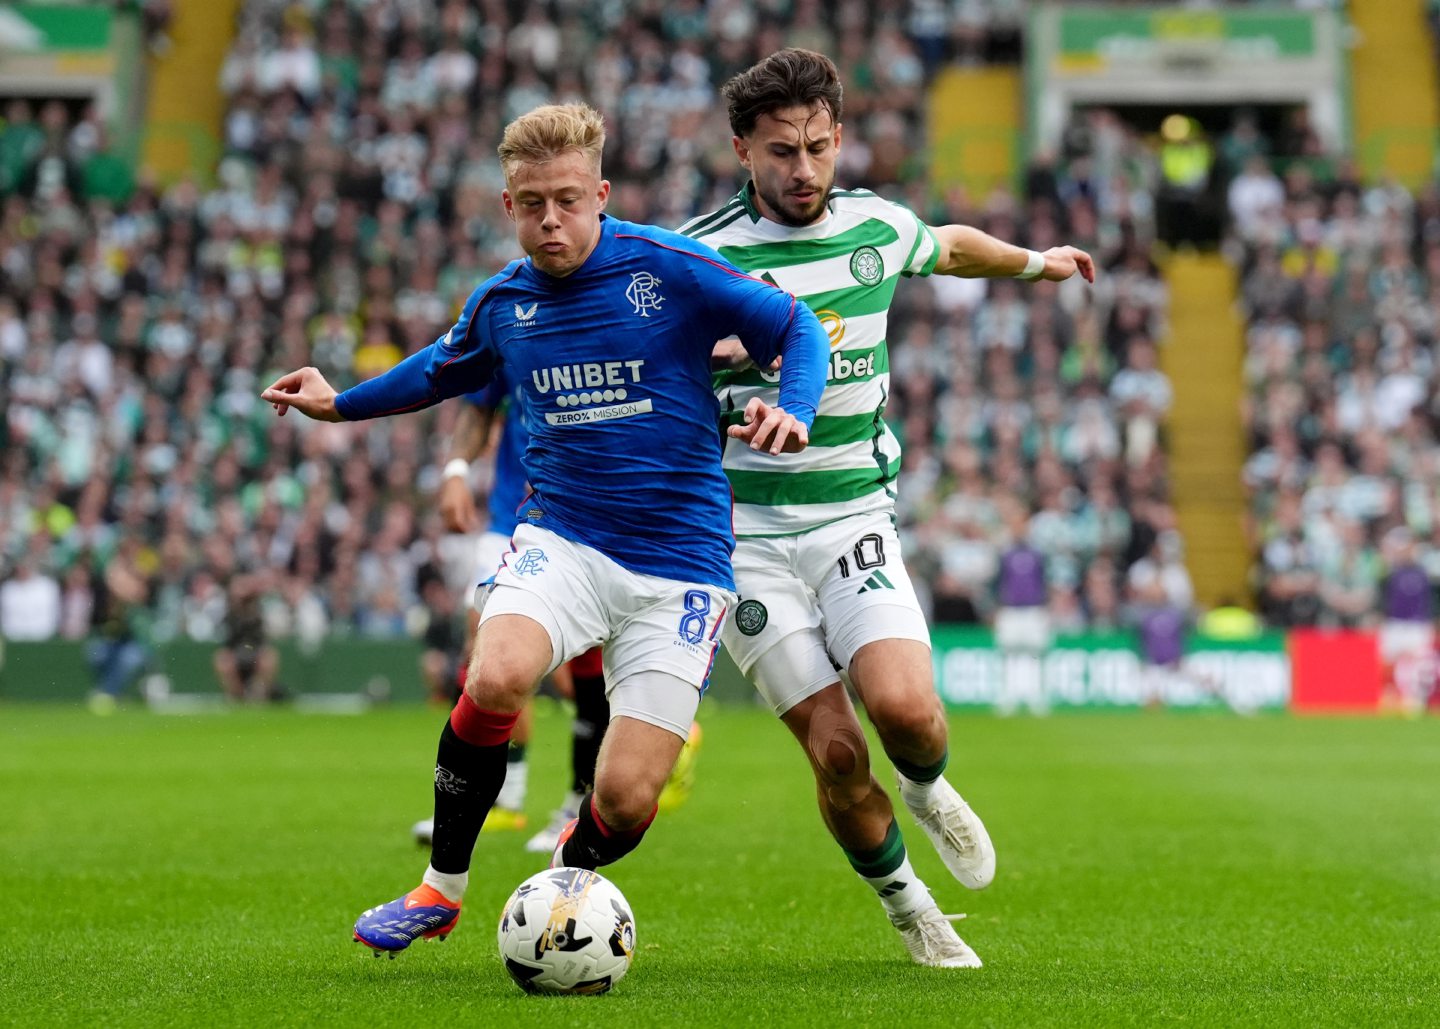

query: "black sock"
(570, 672), (609, 794)
(430, 719), (510, 874)
(508, 740), (527, 763)
(559, 793), (654, 870)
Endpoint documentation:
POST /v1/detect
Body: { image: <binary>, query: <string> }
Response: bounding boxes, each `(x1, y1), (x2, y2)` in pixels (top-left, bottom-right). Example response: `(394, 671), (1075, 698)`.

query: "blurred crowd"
(1230, 135), (1440, 630)
(0, 0), (1384, 680)
(895, 104), (1185, 637)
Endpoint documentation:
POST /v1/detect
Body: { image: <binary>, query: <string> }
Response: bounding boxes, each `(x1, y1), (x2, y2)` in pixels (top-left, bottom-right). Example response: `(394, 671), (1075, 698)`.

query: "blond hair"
(497, 103), (606, 182)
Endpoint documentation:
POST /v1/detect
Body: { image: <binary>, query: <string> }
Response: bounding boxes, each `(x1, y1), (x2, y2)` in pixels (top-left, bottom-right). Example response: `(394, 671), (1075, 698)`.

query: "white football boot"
(525, 803), (580, 854)
(891, 907), (982, 968)
(901, 776), (996, 890)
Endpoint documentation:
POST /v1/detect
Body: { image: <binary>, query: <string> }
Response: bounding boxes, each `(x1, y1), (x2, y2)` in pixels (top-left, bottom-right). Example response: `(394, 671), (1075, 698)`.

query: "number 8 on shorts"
(678, 589), (712, 645)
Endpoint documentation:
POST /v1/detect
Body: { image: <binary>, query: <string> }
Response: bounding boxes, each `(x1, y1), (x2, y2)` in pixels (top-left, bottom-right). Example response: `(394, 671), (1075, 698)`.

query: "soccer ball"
(496, 867), (636, 994)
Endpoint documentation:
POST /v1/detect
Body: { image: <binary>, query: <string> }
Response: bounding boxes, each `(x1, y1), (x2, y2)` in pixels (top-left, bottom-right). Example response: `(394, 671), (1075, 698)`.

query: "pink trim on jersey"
(708, 602), (728, 641)
(491, 539), (518, 581)
(700, 637), (721, 694)
(513, 488), (535, 520)
(367, 397), (438, 418)
(455, 263), (525, 358)
(615, 233), (775, 283)
(618, 234), (811, 516)
(613, 231), (801, 337)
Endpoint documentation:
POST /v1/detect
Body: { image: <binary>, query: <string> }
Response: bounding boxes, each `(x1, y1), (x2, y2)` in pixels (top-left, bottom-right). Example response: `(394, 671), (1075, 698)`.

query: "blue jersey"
(462, 374), (529, 537)
(336, 216), (829, 590)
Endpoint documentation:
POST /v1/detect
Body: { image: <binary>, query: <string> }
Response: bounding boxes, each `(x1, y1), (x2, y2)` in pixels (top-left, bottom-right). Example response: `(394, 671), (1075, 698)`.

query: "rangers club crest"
(625, 271), (664, 317)
(513, 548), (548, 576)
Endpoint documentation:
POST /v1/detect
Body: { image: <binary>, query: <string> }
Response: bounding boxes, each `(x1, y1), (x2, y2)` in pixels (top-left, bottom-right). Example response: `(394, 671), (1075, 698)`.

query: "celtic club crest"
(850, 246), (883, 286)
(734, 599), (768, 636)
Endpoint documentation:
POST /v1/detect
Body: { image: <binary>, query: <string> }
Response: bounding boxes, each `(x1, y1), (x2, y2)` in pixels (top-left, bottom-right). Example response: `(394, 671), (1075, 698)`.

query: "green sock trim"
(843, 819), (906, 879)
(893, 749), (947, 785)
(507, 742), (527, 762)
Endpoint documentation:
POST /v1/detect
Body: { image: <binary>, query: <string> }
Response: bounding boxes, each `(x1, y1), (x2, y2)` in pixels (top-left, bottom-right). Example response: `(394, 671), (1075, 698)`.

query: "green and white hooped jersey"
(681, 185), (940, 537)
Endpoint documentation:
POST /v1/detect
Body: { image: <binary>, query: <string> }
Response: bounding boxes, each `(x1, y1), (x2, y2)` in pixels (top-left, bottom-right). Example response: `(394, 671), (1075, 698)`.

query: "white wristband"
(1016, 249), (1045, 281)
(443, 458), (470, 481)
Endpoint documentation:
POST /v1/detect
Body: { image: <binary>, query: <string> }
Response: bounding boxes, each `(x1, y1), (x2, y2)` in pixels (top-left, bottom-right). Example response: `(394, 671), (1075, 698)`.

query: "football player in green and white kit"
(682, 49), (1094, 968)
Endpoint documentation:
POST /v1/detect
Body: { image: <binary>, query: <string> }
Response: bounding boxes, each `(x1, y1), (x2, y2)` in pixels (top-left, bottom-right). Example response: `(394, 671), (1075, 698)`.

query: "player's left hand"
(711, 338), (782, 373)
(438, 475), (478, 533)
(728, 396), (809, 455)
(1040, 246), (1096, 284)
(710, 338), (753, 372)
(261, 366), (343, 422)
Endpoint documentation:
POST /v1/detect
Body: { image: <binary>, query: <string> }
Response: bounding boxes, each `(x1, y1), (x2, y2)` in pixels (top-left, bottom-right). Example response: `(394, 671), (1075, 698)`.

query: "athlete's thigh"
(847, 636), (936, 716)
(467, 612), (556, 703)
(805, 515), (931, 676)
(479, 523), (609, 675)
(600, 572), (734, 728)
(723, 537), (838, 715)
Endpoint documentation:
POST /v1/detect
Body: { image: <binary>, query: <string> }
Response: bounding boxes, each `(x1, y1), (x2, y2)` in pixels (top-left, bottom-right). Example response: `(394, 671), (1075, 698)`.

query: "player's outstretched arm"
(929, 224), (1096, 284)
(262, 367), (343, 422)
(728, 396), (810, 455)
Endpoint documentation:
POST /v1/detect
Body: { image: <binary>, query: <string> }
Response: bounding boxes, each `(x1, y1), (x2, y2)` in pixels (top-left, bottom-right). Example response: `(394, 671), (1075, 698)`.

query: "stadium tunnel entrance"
(1074, 102), (1316, 248)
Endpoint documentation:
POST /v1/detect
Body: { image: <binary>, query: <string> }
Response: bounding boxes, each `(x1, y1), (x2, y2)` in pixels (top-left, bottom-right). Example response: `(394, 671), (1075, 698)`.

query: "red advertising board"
(1288, 629), (1382, 712)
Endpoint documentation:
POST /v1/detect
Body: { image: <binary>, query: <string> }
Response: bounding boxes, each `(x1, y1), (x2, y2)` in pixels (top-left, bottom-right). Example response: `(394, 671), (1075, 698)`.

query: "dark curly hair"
(721, 48), (844, 138)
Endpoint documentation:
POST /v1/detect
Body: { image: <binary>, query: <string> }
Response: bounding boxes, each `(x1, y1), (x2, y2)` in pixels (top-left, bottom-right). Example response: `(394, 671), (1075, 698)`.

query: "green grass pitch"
(3, 702), (1438, 1027)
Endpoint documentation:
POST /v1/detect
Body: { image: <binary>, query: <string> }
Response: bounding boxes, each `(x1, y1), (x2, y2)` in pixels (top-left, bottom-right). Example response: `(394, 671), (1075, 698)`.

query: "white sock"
(559, 790), (584, 816)
(897, 771), (938, 811)
(495, 759), (528, 811)
(861, 855), (934, 923)
(422, 865), (467, 903)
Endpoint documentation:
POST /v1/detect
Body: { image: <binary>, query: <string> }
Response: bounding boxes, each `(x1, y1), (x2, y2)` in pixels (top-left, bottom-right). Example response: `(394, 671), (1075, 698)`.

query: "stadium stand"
(13, 0), (1341, 675)
(1233, 142), (1440, 628)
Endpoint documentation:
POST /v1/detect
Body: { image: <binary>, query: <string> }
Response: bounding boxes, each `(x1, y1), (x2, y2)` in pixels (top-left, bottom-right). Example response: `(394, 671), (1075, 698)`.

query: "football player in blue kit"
(262, 102), (830, 956)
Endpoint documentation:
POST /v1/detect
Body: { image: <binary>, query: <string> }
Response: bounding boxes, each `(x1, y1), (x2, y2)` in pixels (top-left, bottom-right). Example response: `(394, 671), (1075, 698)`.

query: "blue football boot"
(353, 884), (461, 956)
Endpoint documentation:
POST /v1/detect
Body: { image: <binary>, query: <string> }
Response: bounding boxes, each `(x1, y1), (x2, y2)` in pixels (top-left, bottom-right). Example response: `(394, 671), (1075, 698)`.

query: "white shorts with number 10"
(478, 523), (734, 739)
(721, 510), (930, 715)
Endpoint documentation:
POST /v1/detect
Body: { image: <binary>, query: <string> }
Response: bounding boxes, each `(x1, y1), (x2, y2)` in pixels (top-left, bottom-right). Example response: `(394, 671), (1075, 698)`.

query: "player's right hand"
(1040, 246), (1096, 284)
(261, 367), (343, 422)
(728, 396), (809, 455)
(439, 475), (478, 533)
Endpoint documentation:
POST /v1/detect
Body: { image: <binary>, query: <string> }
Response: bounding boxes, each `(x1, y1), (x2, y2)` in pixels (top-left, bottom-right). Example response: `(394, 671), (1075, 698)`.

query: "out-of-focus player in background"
(417, 574), (465, 708)
(685, 49), (1095, 968)
(213, 571), (281, 703)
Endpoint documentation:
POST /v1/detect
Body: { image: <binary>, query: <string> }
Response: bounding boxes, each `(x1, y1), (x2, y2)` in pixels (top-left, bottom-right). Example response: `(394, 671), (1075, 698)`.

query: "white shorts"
(469, 530), (515, 611)
(994, 606), (1052, 653)
(722, 511), (929, 715)
(478, 523), (734, 738)
(1380, 620), (1434, 665)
